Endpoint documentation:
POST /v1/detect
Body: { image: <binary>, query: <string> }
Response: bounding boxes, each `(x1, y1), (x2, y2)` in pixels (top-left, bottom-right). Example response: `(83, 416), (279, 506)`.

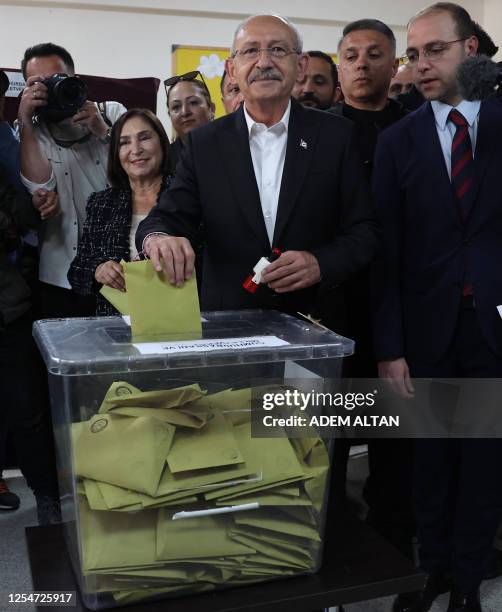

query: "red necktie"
(449, 109), (474, 296)
(449, 109), (474, 220)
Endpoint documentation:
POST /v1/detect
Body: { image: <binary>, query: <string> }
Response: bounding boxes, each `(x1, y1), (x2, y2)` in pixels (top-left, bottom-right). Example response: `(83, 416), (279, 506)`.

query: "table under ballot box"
(33, 310), (353, 610)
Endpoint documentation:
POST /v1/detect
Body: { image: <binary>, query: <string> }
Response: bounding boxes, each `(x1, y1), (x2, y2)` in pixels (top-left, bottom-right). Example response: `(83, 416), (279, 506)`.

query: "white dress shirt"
(430, 99), (480, 179)
(243, 101), (291, 245)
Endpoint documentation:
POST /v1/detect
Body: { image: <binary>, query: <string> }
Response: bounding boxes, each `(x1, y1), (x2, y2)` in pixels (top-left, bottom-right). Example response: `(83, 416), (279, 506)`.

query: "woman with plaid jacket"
(68, 108), (174, 315)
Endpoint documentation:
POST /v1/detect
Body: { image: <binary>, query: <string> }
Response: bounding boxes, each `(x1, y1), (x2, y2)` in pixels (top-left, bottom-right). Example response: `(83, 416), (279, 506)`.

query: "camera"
(38, 73), (87, 123)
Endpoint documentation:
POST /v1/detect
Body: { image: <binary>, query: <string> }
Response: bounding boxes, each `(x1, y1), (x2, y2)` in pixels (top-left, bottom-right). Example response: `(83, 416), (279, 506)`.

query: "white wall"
(0, 0), (486, 128)
(483, 0), (502, 60)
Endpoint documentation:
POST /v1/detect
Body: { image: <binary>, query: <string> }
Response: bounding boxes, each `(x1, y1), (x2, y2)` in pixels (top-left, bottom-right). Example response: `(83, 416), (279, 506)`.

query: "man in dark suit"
(373, 3), (502, 611)
(137, 14), (379, 331)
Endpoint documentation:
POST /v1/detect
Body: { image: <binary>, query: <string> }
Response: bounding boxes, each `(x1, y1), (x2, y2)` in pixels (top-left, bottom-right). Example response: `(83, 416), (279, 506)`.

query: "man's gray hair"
(231, 14), (304, 54)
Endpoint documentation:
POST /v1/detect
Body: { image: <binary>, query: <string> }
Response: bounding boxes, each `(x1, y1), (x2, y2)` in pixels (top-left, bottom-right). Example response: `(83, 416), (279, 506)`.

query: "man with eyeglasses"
(373, 3), (502, 611)
(138, 14), (379, 338)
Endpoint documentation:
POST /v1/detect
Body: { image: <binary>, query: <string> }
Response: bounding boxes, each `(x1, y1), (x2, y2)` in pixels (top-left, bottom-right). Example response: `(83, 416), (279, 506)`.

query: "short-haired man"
(396, 21), (497, 113)
(389, 63), (414, 98)
(137, 15), (379, 334)
(337, 18), (403, 177)
(373, 3), (502, 610)
(292, 50), (340, 110)
(17, 43), (126, 318)
(220, 69), (244, 114)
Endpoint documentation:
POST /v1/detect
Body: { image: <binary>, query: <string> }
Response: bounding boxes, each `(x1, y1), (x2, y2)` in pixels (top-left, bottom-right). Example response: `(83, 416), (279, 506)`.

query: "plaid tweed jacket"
(68, 176), (172, 315)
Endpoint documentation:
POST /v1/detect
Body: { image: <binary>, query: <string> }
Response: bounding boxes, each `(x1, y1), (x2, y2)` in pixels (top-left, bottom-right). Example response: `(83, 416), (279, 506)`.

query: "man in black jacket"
(334, 19), (414, 560)
(137, 14), (380, 334)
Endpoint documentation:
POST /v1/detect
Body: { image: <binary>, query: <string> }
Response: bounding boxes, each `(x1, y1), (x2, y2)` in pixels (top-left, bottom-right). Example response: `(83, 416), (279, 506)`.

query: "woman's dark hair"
(107, 108), (174, 189)
(166, 78), (212, 108)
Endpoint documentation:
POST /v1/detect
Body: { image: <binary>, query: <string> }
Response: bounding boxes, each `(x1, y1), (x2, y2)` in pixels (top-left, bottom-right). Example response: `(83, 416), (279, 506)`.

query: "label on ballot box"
(133, 335), (290, 355)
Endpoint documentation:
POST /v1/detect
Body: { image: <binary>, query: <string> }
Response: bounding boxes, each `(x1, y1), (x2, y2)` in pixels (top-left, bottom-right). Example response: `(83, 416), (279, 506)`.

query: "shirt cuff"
(142, 232), (170, 256)
(20, 170), (56, 195)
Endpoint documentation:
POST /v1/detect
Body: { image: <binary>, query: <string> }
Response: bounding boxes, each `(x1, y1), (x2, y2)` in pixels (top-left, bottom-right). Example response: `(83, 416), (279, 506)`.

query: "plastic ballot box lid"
(33, 310), (354, 376)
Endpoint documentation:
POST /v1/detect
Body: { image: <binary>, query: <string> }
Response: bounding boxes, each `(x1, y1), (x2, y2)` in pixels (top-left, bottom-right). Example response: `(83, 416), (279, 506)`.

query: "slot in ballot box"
(33, 310), (353, 610)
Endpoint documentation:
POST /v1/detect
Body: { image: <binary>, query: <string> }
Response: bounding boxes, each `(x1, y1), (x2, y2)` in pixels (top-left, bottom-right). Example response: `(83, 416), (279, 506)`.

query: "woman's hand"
(94, 260), (126, 291)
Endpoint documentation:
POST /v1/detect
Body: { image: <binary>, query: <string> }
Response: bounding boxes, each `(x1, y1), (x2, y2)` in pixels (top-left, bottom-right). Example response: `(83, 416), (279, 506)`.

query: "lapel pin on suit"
(300, 139), (307, 149)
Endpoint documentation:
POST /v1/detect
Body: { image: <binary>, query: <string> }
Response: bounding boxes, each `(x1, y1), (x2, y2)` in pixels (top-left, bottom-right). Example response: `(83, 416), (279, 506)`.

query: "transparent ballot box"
(33, 310), (353, 610)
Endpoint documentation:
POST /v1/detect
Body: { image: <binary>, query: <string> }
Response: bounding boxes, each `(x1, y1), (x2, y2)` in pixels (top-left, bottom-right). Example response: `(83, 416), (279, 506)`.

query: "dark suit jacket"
(137, 98), (380, 331)
(373, 97), (502, 364)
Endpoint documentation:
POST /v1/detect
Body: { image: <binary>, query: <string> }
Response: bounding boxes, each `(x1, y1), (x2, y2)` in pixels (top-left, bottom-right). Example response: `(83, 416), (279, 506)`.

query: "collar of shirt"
(431, 98), (480, 131)
(243, 99), (291, 138)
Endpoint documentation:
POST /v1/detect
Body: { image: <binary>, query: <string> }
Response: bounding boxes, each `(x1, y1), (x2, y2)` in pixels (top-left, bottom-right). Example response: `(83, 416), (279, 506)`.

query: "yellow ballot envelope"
(123, 260), (201, 339)
(99, 284), (129, 315)
(72, 382), (331, 605)
(73, 413), (174, 496)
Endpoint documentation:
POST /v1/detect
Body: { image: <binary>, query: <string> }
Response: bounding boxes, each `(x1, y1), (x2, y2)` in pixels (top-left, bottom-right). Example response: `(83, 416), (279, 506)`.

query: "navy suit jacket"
(373, 97), (502, 364)
(137, 99), (380, 330)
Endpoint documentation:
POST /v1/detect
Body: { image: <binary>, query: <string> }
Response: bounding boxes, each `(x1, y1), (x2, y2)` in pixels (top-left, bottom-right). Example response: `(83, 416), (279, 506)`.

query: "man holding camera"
(17, 43), (126, 318)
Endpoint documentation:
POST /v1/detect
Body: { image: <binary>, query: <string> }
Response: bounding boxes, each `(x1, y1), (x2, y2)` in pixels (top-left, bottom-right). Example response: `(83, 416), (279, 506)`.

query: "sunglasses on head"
(164, 70), (210, 98)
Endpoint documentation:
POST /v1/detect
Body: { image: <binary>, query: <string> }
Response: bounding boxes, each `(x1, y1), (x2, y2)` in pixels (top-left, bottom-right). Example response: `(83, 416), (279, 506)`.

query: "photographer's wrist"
(17, 117), (34, 135)
(99, 126), (112, 143)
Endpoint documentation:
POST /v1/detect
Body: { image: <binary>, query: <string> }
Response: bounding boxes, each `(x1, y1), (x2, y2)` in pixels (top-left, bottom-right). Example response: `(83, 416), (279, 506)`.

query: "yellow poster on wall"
(171, 45), (230, 119)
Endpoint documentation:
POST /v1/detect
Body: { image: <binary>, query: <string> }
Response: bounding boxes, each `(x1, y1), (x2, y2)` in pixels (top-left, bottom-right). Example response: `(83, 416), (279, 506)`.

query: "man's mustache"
(298, 92), (322, 106)
(249, 69), (283, 83)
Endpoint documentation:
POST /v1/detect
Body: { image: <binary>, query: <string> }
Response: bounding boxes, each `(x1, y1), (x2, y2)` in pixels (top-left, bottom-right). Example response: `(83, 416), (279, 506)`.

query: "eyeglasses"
(231, 46), (300, 62)
(163, 70), (210, 100)
(403, 38), (468, 65)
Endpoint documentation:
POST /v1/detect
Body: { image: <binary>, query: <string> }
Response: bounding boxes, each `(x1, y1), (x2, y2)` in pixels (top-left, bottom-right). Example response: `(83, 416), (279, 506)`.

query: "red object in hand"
(243, 275), (260, 294)
(243, 248), (281, 294)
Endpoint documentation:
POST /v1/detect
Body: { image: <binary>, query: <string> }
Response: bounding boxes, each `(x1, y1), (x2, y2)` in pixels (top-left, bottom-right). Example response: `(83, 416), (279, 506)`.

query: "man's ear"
(225, 57), (235, 81)
(465, 35), (479, 57)
(333, 85), (344, 104)
(297, 53), (309, 81)
(391, 58), (399, 79)
(209, 101), (216, 119)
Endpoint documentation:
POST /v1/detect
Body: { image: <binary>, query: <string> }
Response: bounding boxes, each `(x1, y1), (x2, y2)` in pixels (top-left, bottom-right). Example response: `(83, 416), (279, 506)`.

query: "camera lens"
(54, 76), (87, 110)
(39, 74), (89, 122)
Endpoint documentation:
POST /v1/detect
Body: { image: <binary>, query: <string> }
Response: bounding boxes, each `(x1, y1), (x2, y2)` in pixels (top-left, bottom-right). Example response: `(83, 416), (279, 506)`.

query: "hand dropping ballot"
(100, 259), (201, 339)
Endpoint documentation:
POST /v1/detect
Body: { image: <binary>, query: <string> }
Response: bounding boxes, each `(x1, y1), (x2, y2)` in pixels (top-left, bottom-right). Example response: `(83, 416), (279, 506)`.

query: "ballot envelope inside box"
(33, 310), (353, 610)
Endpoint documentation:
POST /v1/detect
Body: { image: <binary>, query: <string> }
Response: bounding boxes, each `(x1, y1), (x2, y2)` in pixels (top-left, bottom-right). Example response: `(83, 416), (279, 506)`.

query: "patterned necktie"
(449, 108), (474, 296)
(449, 109), (474, 221)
